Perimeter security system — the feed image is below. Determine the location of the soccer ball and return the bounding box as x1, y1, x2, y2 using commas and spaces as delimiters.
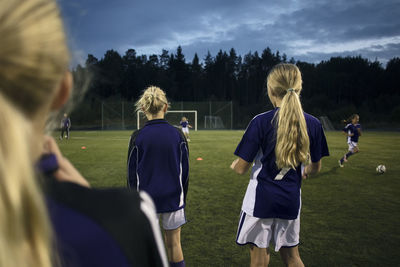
376, 165, 386, 174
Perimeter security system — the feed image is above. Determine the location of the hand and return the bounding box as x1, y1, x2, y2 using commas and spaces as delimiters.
42, 136, 90, 188
302, 166, 308, 179
230, 158, 239, 170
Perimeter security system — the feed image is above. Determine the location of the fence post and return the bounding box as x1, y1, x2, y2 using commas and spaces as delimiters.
231, 101, 233, 129
122, 101, 125, 129
101, 101, 104, 130
195, 111, 197, 131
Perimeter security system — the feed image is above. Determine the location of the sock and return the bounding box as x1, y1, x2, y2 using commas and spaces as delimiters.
345, 151, 353, 159
170, 260, 185, 267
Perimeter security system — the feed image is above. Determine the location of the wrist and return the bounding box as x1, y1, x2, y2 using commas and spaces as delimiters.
303, 167, 309, 178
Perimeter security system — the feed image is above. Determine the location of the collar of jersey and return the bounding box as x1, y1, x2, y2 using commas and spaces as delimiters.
145, 118, 168, 126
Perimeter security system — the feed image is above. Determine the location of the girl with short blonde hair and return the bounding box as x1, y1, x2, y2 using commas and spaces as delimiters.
129, 86, 189, 267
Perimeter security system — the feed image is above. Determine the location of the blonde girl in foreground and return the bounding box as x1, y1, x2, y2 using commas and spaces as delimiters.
0, 0, 167, 266
231, 63, 329, 266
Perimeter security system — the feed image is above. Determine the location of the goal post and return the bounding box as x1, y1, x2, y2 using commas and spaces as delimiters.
137, 110, 197, 131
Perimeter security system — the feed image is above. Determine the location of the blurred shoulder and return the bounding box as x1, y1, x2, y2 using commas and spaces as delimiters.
45, 179, 144, 215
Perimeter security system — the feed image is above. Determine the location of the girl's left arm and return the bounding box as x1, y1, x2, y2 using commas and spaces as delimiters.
302, 160, 322, 179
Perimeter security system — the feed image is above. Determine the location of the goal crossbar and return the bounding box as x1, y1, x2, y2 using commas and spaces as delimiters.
137, 110, 197, 131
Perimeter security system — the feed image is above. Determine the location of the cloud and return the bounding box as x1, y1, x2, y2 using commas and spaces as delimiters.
58, 0, 400, 65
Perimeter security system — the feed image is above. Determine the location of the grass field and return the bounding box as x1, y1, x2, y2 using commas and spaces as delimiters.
57, 130, 400, 266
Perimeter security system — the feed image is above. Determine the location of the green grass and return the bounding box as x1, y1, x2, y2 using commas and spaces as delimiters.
56, 130, 400, 266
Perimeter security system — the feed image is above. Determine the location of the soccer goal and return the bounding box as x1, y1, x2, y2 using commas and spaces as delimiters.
137, 110, 197, 131
204, 115, 225, 129
319, 116, 335, 131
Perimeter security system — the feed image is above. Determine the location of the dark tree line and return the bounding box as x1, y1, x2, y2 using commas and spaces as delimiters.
72, 46, 400, 127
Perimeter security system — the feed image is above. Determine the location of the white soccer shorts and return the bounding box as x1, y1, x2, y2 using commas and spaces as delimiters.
236, 211, 300, 252
182, 127, 189, 134
348, 141, 358, 152
157, 208, 186, 230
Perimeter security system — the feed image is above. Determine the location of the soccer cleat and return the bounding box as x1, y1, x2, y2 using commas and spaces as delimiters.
187, 138, 190, 142
338, 160, 344, 168
343, 155, 348, 162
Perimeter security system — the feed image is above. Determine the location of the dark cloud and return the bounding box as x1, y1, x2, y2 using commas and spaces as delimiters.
58, 0, 400, 66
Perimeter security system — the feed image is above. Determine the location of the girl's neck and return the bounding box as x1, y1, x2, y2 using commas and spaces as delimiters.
146, 112, 165, 121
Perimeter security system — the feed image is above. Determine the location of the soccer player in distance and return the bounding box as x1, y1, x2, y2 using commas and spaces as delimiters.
60, 113, 71, 139
338, 114, 361, 167
180, 116, 192, 141
231, 63, 329, 267
128, 86, 189, 267
0, 0, 168, 266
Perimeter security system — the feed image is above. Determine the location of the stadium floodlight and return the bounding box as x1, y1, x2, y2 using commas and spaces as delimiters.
137, 110, 197, 131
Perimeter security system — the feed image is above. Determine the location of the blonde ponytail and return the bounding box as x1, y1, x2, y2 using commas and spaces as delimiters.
0, 94, 54, 267
267, 63, 310, 169
135, 86, 169, 115
0, 0, 72, 265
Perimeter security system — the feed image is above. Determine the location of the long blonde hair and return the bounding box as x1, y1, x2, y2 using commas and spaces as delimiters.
135, 86, 169, 115
267, 63, 310, 169
0, 94, 54, 267
0, 0, 69, 118
0, 0, 70, 266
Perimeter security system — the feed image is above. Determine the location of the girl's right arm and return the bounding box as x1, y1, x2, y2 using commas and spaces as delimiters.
42, 136, 90, 187
230, 157, 252, 175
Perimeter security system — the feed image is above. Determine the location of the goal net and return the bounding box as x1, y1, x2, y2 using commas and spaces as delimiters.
319, 116, 335, 131
204, 115, 225, 129
137, 110, 197, 131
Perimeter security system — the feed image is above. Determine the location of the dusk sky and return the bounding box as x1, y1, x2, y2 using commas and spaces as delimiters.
58, 0, 400, 66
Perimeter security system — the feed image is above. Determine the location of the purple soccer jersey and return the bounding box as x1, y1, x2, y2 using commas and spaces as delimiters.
180, 121, 189, 128
127, 119, 189, 213
343, 123, 361, 143
234, 108, 329, 219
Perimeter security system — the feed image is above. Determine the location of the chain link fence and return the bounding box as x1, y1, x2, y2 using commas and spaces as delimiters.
69, 98, 341, 131
70, 98, 266, 130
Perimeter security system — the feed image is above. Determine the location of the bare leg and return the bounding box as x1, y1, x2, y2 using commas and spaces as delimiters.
164, 227, 184, 263
250, 245, 270, 267
279, 246, 304, 267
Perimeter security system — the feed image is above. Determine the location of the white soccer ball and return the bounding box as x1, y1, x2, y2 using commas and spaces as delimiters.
376, 165, 386, 174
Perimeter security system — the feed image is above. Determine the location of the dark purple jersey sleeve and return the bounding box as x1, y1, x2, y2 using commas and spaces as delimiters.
234, 118, 262, 163
127, 130, 141, 189
309, 123, 329, 163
